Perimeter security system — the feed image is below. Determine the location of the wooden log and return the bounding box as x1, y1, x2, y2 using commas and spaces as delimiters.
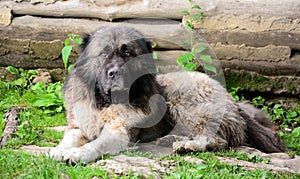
199, 30, 300, 51
0, 107, 20, 147
0, 16, 185, 49
1, 0, 299, 21
1, 16, 300, 51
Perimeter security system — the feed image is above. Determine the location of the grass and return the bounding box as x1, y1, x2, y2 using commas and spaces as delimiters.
0, 69, 299, 178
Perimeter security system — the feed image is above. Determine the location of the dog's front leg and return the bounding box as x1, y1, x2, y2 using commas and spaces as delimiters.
49, 128, 88, 161
62, 123, 131, 163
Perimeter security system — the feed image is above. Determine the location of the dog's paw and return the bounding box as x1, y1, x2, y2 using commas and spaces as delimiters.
157, 135, 190, 147
62, 146, 99, 164
173, 140, 205, 154
49, 146, 69, 161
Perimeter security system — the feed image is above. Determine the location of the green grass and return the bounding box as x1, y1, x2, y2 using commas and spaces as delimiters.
0, 149, 111, 179
0, 69, 299, 178
0, 150, 297, 179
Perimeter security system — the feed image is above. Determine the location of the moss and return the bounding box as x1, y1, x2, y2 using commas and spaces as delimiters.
224, 72, 241, 90
225, 70, 270, 92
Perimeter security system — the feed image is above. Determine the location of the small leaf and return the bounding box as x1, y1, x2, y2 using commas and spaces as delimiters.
194, 13, 203, 20
186, 62, 196, 71
30, 82, 46, 94
62, 45, 73, 68
192, 5, 201, 9
194, 45, 206, 53
152, 52, 158, 60
288, 111, 298, 118
185, 20, 193, 30
31, 94, 61, 107
151, 42, 157, 48
74, 37, 83, 45
178, 52, 194, 62
180, 10, 189, 15
64, 38, 70, 46
204, 64, 217, 73
56, 106, 63, 113
27, 70, 38, 76
67, 64, 75, 73
6, 66, 19, 75
13, 78, 27, 87
200, 55, 212, 63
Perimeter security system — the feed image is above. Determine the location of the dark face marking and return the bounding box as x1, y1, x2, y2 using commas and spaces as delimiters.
72, 26, 156, 109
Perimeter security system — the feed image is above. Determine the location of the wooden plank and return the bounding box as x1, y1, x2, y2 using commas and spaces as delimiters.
1, 0, 299, 21
2, 16, 300, 50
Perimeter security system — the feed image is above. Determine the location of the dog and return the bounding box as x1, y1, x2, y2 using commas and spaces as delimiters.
50, 26, 287, 163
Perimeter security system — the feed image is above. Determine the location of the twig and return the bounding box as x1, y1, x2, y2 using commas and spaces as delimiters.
0, 107, 21, 147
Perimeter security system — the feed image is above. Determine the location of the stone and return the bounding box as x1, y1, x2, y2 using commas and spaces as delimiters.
211, 43, 291, 62
0, 6, 12, 26
32, 71, 52, 84
29, 40, 63, 60
0, 38, 30, 53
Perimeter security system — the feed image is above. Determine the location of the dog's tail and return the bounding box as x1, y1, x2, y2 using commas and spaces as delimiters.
238, 101, 287, 153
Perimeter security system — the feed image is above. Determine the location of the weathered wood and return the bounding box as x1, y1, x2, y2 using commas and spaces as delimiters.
1, 0, 299, 21
1, 15, 300, 51
0, 16, 185, 49
220, 57, 300, 76
0, 107, 20, 147
199, 30, 300, 51
155, 52, 300, 76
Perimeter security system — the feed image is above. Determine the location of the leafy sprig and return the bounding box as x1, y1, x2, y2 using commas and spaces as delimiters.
177, 0, 216, 73
62, 34, 82, 73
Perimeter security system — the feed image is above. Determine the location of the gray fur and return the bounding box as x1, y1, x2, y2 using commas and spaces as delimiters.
156, 72, 287, 153
50, 26, 286, 163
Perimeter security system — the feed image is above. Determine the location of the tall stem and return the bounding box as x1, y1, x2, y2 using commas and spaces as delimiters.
189, 0, 193, 51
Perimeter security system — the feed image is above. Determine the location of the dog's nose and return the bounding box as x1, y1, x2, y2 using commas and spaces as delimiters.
107, 67, 120, 79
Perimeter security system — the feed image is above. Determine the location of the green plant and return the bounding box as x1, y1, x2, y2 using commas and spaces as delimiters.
5, 121, 41, 148
23, 82, 64, 114
62, 33, 82, 73
5, 66, 38, 89
278, 127, 300, 153
177, 0, 216, 73
4, 66, 64, 115
151, 42, 158, 60
229, 87, 245, 102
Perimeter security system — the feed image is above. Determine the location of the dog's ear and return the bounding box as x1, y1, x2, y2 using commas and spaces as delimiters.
80, 33, 91, 51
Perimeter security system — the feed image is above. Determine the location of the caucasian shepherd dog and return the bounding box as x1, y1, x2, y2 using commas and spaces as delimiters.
50, 26, 287, 163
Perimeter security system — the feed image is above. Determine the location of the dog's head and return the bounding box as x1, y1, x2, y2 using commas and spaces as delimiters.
73, 26, 157, 108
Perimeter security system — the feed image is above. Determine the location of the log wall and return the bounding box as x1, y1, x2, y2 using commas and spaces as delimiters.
0, 0, 299, 97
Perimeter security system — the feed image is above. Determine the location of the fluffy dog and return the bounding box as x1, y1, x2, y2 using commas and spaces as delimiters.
50, 26, 287, 163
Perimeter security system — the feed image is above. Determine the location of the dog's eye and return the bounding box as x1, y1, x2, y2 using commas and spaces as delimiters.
124, 50, 131, 57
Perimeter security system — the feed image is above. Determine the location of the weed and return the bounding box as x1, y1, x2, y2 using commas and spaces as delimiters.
229, 87, 245, 102
5, 66, 38, 89
177, 0, 216, 73
62, 33, 82, 73
1, 67, 66, 148
24, 82, 64, 114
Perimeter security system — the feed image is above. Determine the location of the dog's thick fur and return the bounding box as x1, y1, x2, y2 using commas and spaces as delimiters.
50, 26, 287, 163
